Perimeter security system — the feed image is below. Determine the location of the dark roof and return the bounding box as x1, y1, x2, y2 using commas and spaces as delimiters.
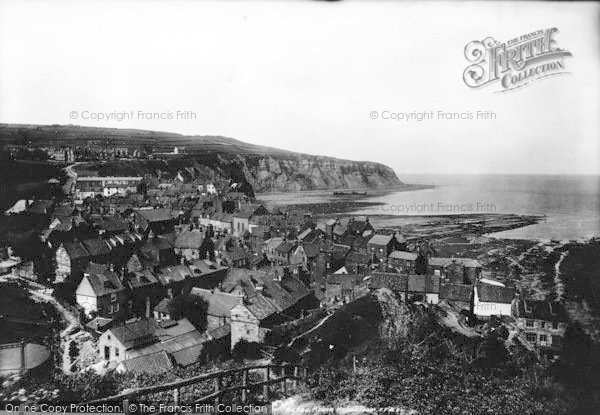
368, 272, 408, 291
119, 351, 173, 375
83, 263, 124, 297
407, 274, 440, 294
127, 269, 159, 289
303, 243, 320, 259
136, 208, 175, 223
476, 283, 514, 304
62, 241, 89, 260
190, 288, 243, 318
514, 299, 568, 322
326, 273, 365, 290
81, 238, 111, 257
345, 251, 370, 265
275, 241, 296, 254
141, 236, 173, 251
208, 323, 231, 340
440, 283, 473, 302
157, 265, 193, 285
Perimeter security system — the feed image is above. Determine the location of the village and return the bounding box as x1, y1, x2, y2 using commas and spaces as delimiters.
0, 148, 572, 389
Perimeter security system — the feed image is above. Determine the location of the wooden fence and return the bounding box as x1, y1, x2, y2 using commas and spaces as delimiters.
86, 363, 307, 412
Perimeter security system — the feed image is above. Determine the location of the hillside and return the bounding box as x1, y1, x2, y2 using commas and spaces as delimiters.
0, 124, 402, 192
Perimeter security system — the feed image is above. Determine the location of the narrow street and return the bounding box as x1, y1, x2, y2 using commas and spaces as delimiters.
27, 284, 82, 374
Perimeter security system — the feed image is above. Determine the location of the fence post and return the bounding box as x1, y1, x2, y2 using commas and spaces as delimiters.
281, 366, 287, 394
263, 367, 270, 400
173, 388, 179, 406
241, 369, 248, 403
214, 375, 221, 406
293, 366, 298, 390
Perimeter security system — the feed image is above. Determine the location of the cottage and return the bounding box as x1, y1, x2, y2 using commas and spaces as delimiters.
407, 274, 440, 304
512, 299, 568, 352
264, 237, 284, 263
134, 208, 177, 235
388, 251, 418, 273
273, 241, 296, 265
439, 283, 473, 311
76, 263, 127, 318
473, 282, 514, 318
189, 288, 244, 330
97, 318, 206, 367
324, 273, 368, 305
174, 229, 204, 261
367, 234, 396, 262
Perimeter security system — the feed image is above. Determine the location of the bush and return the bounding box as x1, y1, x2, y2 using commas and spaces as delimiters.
231, 340, 261, 362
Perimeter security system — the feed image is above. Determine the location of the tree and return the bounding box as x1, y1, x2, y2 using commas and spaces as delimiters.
232, 340, 261, 362
167, 294, 208, 332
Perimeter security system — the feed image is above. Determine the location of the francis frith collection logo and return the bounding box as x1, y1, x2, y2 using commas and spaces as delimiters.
463, 28, 572, 92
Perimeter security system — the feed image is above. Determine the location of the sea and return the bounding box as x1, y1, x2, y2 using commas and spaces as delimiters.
354, 174, 600, 241
259, 174, 600, 241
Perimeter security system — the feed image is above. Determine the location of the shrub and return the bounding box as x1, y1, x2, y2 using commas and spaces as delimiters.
231, 340, 261, 362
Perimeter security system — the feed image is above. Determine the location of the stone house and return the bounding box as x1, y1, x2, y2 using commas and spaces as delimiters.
75, 263, 127, 318
512, 298, 568, 352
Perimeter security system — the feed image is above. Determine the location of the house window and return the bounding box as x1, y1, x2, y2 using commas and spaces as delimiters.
539, 335, 547, 343
525, 333, 537, 342
110, 293, 118, 303
540, 321, 545, 328
525, 319, 534, 327
115, 348, 120, 357
552, 321, 558, 330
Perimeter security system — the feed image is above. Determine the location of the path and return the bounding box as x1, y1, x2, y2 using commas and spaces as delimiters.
287, 312, 334, 348
553, 250, 569, 301
27, 284, 82, 374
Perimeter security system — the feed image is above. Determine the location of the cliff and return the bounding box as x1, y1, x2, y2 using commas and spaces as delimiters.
0, 124, 402, 193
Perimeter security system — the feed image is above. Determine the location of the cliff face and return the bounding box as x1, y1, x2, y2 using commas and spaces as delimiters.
0, 124, 402, 193
240, 154, 401, 192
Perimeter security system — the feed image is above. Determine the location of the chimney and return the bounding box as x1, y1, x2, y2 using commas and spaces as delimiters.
145, 296, 151, 319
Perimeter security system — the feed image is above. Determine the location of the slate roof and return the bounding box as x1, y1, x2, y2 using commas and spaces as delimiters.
190, 288, 243, 318
127, 269, 159, 289
81, 238, 111, 257
303, 243, 320, 259
83, 263, 124, 297
514, 299, 568, 322
428, 257, 454, 267
407, 274, 440, 294
439, 283, 473, 302
476, 283, 514, 304
368, 234, 393, 246
174, 230, 204, 249
389, 251, 418, 261
275, 241, 296, 254
137, 208, 176, 223
62, 241, 90, 260
365, 272, 389, 289
119, 351, 173, 375
157, 265, 193, 285
208, 323, 231, 340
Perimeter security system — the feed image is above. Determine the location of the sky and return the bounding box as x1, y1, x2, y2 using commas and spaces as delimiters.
0, 0, 598, 176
